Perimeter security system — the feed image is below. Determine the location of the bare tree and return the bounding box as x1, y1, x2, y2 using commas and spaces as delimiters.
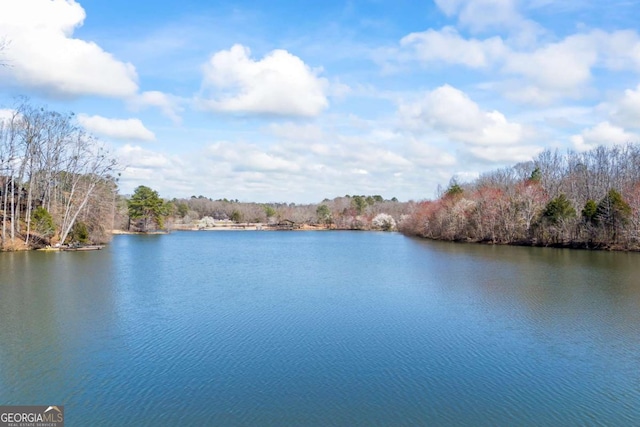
401, 143, 640, 250
0, 109, 20, 246
57, 133, 117, 244
1, 100, 118, 249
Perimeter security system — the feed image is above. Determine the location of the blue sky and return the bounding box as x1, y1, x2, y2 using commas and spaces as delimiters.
2, 0, 640, 202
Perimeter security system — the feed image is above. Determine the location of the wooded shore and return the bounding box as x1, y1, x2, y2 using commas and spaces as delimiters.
399, 145, 640, 252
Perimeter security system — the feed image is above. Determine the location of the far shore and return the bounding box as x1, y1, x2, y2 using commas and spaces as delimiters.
111, 230, 170, 235
112, 223, 335, 234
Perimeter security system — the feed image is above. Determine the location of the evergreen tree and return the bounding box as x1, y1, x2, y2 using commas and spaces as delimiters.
351, 196, 367, 214
127, 186, 168, 231
263, 205, 277, 221
542, 194, 575, 225
31, 206, 55, 238
529, 167, 542, 183
316, 204, 332, 226
230, 210, 242, 223
581, 199, 598, 225
67, 221, 90, 244
445, 182, 463, 198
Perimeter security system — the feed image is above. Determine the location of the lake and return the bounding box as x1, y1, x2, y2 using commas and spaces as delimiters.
1, 231, 640, 426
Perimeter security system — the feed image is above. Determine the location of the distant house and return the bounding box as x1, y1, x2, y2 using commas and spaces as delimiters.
274, 219, 299, 230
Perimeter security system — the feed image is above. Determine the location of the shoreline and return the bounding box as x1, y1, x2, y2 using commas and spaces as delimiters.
111, 230, 170, 235
402, 233, 640, 253
116, 223, 337, 233
171, 224, 332, 232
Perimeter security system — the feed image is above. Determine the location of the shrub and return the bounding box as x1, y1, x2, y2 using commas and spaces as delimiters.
32, 206, 55, 238
372, 213, 397, 231
67, 221, 90, 244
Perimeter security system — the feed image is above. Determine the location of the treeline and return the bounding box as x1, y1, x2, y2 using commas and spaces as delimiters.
132, 194, 409, 232
0, 100, 117, 250
400, 144, 640, 250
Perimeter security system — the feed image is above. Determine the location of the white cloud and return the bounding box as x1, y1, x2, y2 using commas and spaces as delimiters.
243, 152, 302, 173
206, 141, 301, 173
435, 0, 518, 31
468, 145, 543, 162
128, 91, 183, 124
499, 82, 560, 105
0, 109, 18, 122
268, 122, 324, 142
596, 30, 640, 71
116, 144, 193, 195
118, 144, 169, 168
399, 84, 524, 146
0, 0, 138, 98
396, 85, 545, 164
610, 84, 640, 129
501, 30, 640, 105
77, 114, 155, 141
405, 138, 457, 167
106, 113, 468, 202
570, 121, 638, 152
351, 168, 369, 175
433, 0, 542, 41
433, 0, 466, 17
327, 80, 352, 99
397, 24, 640, 106
199, 44, 329, 117
400, 27, 506, 68
503, 34, 598, 99
190, 119, 461, 201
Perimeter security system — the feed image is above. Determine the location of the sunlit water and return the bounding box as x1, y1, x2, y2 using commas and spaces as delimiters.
1, 231, 640, 426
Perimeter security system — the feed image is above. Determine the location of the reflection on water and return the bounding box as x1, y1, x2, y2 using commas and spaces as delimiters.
1, 232, 640, 426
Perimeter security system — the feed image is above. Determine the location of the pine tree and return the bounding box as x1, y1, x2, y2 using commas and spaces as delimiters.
542, 194, 575, 225
127, 186, 168, 232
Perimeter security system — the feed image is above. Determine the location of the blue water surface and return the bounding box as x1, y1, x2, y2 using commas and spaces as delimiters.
1, 231, 640, 426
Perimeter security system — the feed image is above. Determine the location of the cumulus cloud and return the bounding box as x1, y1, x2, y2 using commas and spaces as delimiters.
106, 113, 466, 202
468, 145, 543, 162
243, 152, 302, 173
396, 85, 545, 164
570, 122, 638, 152
435, 0, 518, 31
196, 120, 460, 200
433, 0, 542, 39
267, 122, 324, 142
596, 30, 640, 71
405, 137, 457, 167
399, 84, 524, 146
117, 144, 170, 168
501, 30, 640, 104
502, 33, 598, 102
400, 27, 506, 68
128, 91, 183, 124
0, 109, 17, 121
396, 20, 640, 106
116, 144, 193, 195
206, 141, 302, 174
77, 114, 155, 141
0, 0, 138, 98
199, 44, 329, 117
610, 84, 640, 129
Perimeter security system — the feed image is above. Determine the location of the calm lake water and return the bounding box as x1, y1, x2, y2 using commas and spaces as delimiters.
1, 231, 640, 426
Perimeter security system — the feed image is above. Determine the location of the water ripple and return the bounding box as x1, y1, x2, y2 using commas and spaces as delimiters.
2, 233, 640, 425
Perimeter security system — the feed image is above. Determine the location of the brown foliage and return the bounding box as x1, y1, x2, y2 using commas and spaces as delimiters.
401, 144, 640, 250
